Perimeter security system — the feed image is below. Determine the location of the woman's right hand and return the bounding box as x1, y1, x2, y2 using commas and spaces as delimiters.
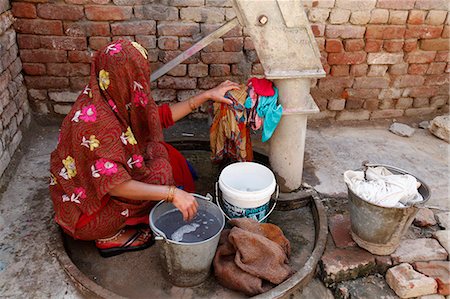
172, 188, 198, 222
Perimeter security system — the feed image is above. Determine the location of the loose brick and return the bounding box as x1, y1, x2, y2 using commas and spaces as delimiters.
158, 36, 179, 50
158, 76, 197, 90
331, 65, 349, 76
326, 25, 365, 38
386, 263, 438, 298
180, 7, 225, 23
325, 39, 343, 52
408, 64, 429, 75
158, 22, 200, 37
64, 22, 110, 37
389, 10, 408, 25
22, 63, 46, 75
111, 20, 156, 35
368, 65, 388, 76
328, 98, 346, 111
354, 77, 389, 89
427, 62, 447, 74
328, 52, 366, 65
89, 37, 111, 51
414, 261, 450, 295
350, 64, 368, 76
384, 40, 404, 52
320, 247, 375, 286
37, 4, 83, 20
434, 230, 450, 257
365, 39, 383, 52
421, 39, 450, 51
408, 10, 427, 25
344, 39, 364, 51
405, 25, 444, 39
201, 52, 244, 64
210, 64, 230, 76
393, 75, 426, 87
368, 53, 403, 64
14, 19, 63, 35
40, 36, 87, 51
223, 37, 243, 52
20, 49, 67, 63
349, 10, 371, 25
25, 76, 69, 89
134, 4, 178, 21
406, 51, 437, 63
371, 109, 404, 119
85, 5, 132, 21
12, 2, 37, 18
391, 238, 448, 264
369, 9, 389, 24
404, 39, 418, 52
396, 97, 414, 109
377, 0, 415, 9
329, 8, 351, 25
328, 214, 356, 248
415, 0, 448, 10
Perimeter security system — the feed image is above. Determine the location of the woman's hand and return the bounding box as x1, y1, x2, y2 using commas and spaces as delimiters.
172, 189, 199, 222
203, 80, 241, 105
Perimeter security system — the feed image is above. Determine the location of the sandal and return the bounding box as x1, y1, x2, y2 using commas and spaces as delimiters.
95, 227, 155, 258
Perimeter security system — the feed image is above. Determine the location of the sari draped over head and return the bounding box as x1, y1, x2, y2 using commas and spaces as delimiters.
50, 40, 179, 238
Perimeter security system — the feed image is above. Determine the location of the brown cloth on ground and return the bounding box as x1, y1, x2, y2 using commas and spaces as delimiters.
213, 218, 293, 296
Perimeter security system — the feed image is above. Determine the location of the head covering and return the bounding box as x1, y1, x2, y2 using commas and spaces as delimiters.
50, 40, 174, 235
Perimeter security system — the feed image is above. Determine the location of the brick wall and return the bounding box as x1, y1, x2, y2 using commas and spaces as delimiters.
11, 0, 449, 120
0, 0, 30, 177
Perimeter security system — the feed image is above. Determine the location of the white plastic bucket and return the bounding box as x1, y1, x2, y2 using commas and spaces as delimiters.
218, 162, 277, 222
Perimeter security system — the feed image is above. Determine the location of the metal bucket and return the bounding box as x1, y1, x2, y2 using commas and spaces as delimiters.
149, 194, 225, 287
348, 164, 430, 255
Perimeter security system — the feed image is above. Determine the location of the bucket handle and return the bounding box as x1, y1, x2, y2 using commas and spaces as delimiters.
215, 182, 278, 223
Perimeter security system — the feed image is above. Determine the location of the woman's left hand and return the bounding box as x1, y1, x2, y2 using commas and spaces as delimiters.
203, 80, 241, 105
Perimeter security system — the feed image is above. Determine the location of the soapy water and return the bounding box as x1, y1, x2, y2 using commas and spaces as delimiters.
154, 209, 221, 243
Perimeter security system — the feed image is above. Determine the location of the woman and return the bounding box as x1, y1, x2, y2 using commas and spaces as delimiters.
50, 40, 239, 257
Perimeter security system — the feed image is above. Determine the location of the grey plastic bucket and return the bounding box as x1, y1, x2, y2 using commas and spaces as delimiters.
348, 164, 430, 255
149, 194, 225, 287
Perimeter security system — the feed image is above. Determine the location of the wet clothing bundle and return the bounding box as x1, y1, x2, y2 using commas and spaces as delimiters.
210, 86, 253, 162
213, 218, 293, 296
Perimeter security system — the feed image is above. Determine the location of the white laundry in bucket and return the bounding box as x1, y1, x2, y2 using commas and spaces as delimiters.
219, 162, 276, 222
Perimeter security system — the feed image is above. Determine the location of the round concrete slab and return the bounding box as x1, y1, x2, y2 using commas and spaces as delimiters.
52, 143, 327, 298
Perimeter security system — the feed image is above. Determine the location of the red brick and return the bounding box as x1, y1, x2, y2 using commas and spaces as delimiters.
328, 214, 356, 248
198, 76, 241, 89
427, 62, 447, 74
12, 2, 36, 18
64, 21, 110, 37
425, 74, 449, 85
415, 0, 448, 10
134, 4, 178, 21
158, 22, 200, 37
325, 39, 344, 53
406, 51, 437, 63
363, 98, 379, 111
371, 109, 404, 119
365, 39, 383, 52
403, 39, 418, 52
14, 19, 63, 35
328, 52, 367, 65
344, 39, 365, 52
350, 64, 368, 76
17, 34, 40, 49
386, 263, 438, 298
111, 20, 156, 35
311, 24, 325, 37
377, 0, 415, 9
413, 97, 430, 107
46, 63, 90, 76
244, 37, 254, 50
326, 25, 366, 39
320, 247, 376, 286
89, 36, 111, 51
70, 76, 89, 90
202, 39, 223, 52
68, 51, 92, 63
159, 50, 199, 64
393, 75, 426, 87
40, 36, 87, 50
331, 65, 350, 76
366, 25, 405, 39
223, 37, 243, 52
167, 64, 186, 77
408, 10, 427, 25
37, 4, 83, 20
414, 261, 450, 295
20, 49, 67, 63
201, 52, 244, 64
443, 25, 449, 38
158, 76, 197, 89
188, 63, 208, 77
408, 64, 429, 75
25, 76, 69, 89
405, 25, 444, 39
435, 51, 449, 62
158, 36, 178, 50
210, 64, 230, 77
354, 77, 390, 89
420, 39, 450, 51
85, 5, 132, 21
318, 76, 354, 91
22, 63, 46, 75
136, 35, 157, 49
384, 40, 404, 52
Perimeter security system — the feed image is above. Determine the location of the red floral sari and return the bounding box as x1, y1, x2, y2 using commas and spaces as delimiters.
50, 40, 194, 240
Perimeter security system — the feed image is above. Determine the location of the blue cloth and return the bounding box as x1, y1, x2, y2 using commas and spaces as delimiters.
256, 87, 282, 142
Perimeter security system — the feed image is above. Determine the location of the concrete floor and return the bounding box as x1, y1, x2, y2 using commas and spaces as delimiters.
0, 117, 448, 298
